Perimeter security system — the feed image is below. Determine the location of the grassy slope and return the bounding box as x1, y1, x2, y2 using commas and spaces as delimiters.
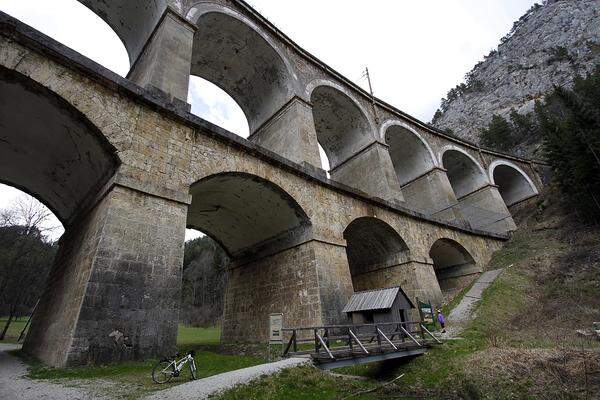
215, 189, 600, 400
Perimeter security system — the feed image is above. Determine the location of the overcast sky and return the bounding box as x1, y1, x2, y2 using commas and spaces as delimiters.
0, 0, 537, 240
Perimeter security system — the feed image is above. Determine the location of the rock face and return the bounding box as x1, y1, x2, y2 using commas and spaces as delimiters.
433, 0, 600, 144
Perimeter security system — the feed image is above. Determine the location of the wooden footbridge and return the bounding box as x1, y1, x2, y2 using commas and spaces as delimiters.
281, 321, 442, 369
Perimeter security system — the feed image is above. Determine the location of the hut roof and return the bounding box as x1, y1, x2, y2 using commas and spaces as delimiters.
342, 286, 413, 313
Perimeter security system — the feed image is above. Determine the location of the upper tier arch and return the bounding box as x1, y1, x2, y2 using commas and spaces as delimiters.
440, 146, 489, 198
489, 160, 539, 207
189, 6, 299, 133
308, 80, 377, 169
78, 0, 167, 64
382, 120, 438, 186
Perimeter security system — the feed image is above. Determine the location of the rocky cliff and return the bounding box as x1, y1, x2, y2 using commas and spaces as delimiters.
432, 0, 600, 146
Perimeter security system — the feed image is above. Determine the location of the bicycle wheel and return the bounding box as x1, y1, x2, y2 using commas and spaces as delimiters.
152, 360, 175, 384
189, 359, 198, 380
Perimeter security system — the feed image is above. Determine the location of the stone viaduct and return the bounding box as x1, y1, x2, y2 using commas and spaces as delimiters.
0, 0, 546, 367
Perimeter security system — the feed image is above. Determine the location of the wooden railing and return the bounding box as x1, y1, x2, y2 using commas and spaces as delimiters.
282, 321, 441, 359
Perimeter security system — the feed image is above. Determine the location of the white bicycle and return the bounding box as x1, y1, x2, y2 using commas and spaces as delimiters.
152, 350, 197, 384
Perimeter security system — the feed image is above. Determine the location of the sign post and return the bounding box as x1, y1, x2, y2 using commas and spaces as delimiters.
268, 313, 283, 360
417, 298, 435, 329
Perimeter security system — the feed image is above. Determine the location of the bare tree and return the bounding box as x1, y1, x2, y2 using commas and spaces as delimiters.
0, 196, 58, 235
0, 195, 58, 340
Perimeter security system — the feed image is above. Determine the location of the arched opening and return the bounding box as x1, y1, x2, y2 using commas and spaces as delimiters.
0, 67, 119, 227
77, 0, 166, 65
190, 12, 294, 135
187, 76, 250, 138
385, 125, 435, 186
441, 149, 517, 233
343, 217, 410, 292
188, 173, 310, 259
429, 239, 477, 301
441, 149, 488, 199
187, 172, 313, 342
384, 123, 447, 213
311, 86, 374, 170
0, 67, 119, 358
491, 163, 538, 207
1, 0, 129, 76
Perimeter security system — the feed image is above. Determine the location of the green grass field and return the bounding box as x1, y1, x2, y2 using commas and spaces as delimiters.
0, 316, 29, 343
10, 324, 267, 399
177, 324, 221, 346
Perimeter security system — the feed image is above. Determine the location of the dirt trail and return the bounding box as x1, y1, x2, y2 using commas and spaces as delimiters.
144, 357, 310, 400
440, 269, 504, 339
0, 343, 109, 400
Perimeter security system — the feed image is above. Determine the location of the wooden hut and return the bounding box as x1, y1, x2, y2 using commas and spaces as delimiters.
342, 286, 414, 324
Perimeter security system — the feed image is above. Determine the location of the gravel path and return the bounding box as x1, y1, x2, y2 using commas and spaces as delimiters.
440, 269, 504, 339
0, 343, 108, 400
144, 357, 311, 400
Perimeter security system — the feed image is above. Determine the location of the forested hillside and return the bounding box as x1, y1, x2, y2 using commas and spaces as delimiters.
180, 236, 229, 327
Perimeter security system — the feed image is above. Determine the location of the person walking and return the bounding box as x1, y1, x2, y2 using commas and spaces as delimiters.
437, 309, 446, 333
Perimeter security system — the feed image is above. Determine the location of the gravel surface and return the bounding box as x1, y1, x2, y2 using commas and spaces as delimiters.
144, 357, 311, 400
439, 269, 504, 339
0, 343, 108, 400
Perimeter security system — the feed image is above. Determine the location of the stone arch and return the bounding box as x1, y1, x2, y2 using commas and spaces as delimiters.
187, 172, 311, 260
489, 160, 539, 207
440, 146, 489, 199
429, 238, 478, 301
309, 81, 377, 169
188, 5, 298, 134
0, 66, 120, 227
343, 217, 410, 291
78, 0, 167, 64
382, 120, 437, 186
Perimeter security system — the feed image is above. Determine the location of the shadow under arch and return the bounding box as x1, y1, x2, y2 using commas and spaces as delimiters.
310, 83, 376, 170
429, 238, 478, 301
0, 65, 120, 228
440, 147, 488, 199
383, 121, 437, 186
189, 8, 297, 135
187, 172, 312, 262
489, 161, 539, 208
343, 217, 411, 292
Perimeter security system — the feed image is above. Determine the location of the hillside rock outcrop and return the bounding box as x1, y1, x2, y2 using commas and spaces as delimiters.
433, 0, 600, 145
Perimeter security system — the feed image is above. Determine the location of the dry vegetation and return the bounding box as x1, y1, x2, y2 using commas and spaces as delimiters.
450, 186, 600, 399
329, 185, 600, 399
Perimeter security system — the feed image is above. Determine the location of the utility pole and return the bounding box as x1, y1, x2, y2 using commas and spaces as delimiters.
364, 67, 380, 125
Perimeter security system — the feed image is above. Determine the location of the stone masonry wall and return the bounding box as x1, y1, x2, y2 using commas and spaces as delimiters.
67, 185, 187, 365
23, 184, 111, 367
222, 242, 324, 342
312, 241, 355, 326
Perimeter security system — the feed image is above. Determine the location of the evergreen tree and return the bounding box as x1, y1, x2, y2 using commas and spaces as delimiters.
480, 115, 515, 151
181, 235, 229, 327
536, 66, 600, 221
